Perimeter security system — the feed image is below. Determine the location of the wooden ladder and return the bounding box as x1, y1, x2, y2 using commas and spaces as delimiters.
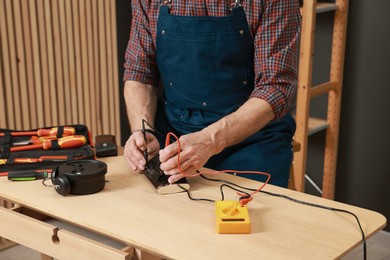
293, 0, 349, 199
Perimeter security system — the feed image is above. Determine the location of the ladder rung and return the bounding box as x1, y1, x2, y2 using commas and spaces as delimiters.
316, 3, 338, 13
310, 81, 337, 98
308, 117, 329, 135
301, 3, 338, 14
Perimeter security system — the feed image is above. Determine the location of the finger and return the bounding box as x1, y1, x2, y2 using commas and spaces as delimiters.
123, 151, 138, 171
125, 136, 148, 170
146, 134, 160, 157
159, 141, 179, 162
160, 154, 179, 173
133, 132, 147, 151
162, 157, 193, 175
168, 173, 185, 184
124, 140, 142, 171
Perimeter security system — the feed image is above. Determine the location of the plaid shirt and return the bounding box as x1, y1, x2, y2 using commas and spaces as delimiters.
124, 0, 301, 120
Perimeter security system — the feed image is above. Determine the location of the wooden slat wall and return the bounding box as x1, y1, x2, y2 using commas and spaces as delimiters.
0, 0, 121, 141
1, 0, 121, 249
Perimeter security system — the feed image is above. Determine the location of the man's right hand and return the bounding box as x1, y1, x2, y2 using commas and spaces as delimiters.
124, 131, 160, 172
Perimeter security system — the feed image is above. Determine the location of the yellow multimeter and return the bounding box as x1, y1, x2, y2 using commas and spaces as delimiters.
215, 201, 250, 234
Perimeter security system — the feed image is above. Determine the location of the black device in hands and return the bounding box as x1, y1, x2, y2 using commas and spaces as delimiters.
143, 154, 189, 194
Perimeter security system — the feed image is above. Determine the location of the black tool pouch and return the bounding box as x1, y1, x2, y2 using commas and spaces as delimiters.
0, 125, 95, 175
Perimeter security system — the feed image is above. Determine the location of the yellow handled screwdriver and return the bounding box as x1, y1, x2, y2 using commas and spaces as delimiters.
0, 126, 75, 137
10, 135, 87, 152
12, 136, 60, 146
0, 156, 68, 165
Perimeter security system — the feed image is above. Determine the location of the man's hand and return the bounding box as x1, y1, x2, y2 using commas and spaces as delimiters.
159, 132, 215, 183
124, 131, 160, 171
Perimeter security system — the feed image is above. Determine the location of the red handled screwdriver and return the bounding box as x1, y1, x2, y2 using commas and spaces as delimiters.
10, 135, 87, 152
12, 136, 59, 146
0, 156, 68, 164
0, 126, 75, 137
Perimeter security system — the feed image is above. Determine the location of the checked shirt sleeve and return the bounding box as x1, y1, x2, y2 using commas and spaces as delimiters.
251, 0, 301, 120
123, 0, 159, 86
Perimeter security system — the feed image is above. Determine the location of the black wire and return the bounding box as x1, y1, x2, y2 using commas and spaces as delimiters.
177, 184, 215, 202
219, 184, 250, 201
199, 174, 367, 260
141, 120, 149, 164
142, 119, 181, 147
177, 182, 250, 203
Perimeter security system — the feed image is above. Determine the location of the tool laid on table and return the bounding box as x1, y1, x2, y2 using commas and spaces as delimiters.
10, 135, 87, 152
1, 169, 52, 181
0, 156, 69, 165
0, 126, 75, 137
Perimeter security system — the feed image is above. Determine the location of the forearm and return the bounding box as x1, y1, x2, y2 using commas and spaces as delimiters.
201, 98, 275, 155
124, 80, 158, 132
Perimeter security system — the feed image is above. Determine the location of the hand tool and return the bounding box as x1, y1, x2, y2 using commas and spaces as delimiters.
10, 135, 87, 152
5, 170, 51, 181
11, 136, 59, 146
0, 156, 68, 165
0, 126, 75, 137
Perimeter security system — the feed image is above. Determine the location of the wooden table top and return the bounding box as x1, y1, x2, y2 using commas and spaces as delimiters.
0, 156, 386, 259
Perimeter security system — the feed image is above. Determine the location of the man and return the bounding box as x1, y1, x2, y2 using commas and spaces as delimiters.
123, 0, 301, 188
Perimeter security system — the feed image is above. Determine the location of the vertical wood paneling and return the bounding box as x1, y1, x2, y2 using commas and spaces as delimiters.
0, 48, 5, 129
86, 0, 97, 135
44, 0, 58, 126
21, 2, 38, 129
0, 2, 121, 245
0, 0, 14, 128
105, 0, 115, 136
51, 0, 66, 125
65, 0, 78, 124
0, 0, 120, 138
58, 0, 72, 123
13, 0, 30, 129
29, 0, 45, 127
98, 0, 109, 134
92, 0, 101, 134
79, 0, 92, 130
110, 0, 121, 141
72, 0, 84, 124
37, 0, 52, 126
5, 0, 22, 129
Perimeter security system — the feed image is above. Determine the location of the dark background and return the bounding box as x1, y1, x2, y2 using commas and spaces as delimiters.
116, 0, 390, 231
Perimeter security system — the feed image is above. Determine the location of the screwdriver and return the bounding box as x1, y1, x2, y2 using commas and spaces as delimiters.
5, 170, 51, 181
0, 126, 75, 137
0, 156, 68, 164
10, 135, 87, 152
12, 136, 59, 146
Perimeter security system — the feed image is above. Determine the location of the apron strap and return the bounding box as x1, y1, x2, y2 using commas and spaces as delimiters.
161, 0, 243, 12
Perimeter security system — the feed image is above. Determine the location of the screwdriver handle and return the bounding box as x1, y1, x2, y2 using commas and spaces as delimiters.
0, 127, 75, 137
13, 156, 69, 163
37, 127, 75, 136
10, 135, 87, 152
43, 135, 86, 149
30, 136, 59, 144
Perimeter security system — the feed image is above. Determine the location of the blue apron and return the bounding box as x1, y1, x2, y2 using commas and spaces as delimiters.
154, 4, 295, 187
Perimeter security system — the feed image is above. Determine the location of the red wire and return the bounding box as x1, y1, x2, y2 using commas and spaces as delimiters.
165, 132, 271, 205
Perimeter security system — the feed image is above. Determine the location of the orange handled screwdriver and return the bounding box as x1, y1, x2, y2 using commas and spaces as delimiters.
10, 135, 87, 152
0, 156, 68, 164
12, 136, 59, 146
0, 127, 75, 137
